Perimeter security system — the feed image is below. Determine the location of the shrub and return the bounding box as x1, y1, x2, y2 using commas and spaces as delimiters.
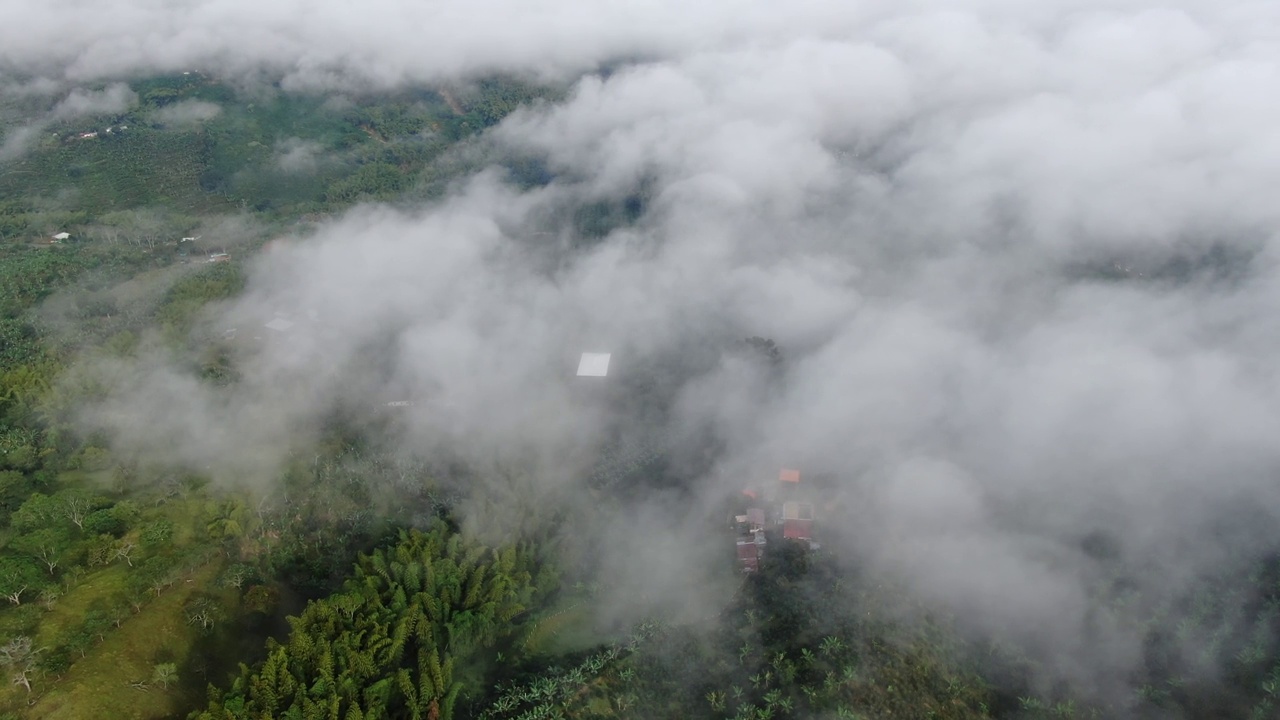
139, 519, 174, 546
83, 508, 125, 537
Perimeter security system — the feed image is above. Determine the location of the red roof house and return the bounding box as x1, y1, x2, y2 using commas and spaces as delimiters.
737, 532, 762, 571
783, 519, 813, 541
782, 501, 814, 542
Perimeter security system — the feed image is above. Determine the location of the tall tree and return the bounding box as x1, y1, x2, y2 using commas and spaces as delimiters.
0, 556, 43, 605
11, 528, 71, 575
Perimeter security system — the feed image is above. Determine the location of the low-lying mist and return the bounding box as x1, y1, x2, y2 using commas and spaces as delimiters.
15, 0, 1280, 710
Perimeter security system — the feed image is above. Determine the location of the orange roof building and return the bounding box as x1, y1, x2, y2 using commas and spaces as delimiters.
780, 468, 800, 483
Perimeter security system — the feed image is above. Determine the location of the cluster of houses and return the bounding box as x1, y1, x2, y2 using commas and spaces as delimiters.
570, 350, 824, 576
734, 468, 818, 573
47, 232, 227, 261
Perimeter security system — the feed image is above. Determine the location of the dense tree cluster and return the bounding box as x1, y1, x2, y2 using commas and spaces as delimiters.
586, 542, 999, 720
195, 527, 555, 720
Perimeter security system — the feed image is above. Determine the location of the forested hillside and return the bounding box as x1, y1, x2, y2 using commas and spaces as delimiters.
4, 67, 1280, 720
0, 73, 571, 720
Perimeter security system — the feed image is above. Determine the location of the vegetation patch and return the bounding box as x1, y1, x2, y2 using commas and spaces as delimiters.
25, 562, 223, 720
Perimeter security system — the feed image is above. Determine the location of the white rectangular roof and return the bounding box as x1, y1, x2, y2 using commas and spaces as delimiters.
576, 352, 611, 377
264, 317, 294, 332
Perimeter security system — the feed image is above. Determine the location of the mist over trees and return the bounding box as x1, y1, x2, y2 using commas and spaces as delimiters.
2, 1, 1280, 719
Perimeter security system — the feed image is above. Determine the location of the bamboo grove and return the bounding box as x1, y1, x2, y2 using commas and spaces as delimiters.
194, 527, 556, 720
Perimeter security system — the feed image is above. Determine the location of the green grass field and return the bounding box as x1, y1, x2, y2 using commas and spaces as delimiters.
523, 602, 600, 656
0, 487, 237, 719
27, 562, 224, 720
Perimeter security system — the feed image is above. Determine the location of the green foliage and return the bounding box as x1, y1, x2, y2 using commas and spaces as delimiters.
461, 76, 562, 128
324, 162, 406, 204
11, 527, 73, 575
0, 556, 45, 605
0, 246, 84, 319
183, 593, 224, 632
139, 519, 175, 547
0, 74, 570, 719
0, 200, 31, 240
243, 584, 279, 615
0, 471, 34, 527
0, 320, 43, 372
152, 661, 178, 689
39, 645, 72, 676
82, 507, 126, 537
155, 261, 244, 334
349, 104, 429, 138
204, 499, 247, 541
11, 492, 57, 533
110, 499, 141, 526
197, 526, 552, 720
84, 533, 118, 567
0, 427, 42, 472
0, 128, 217, 216
75, 446, 112, 472
591, 548, 999, 720
481, 622, 661, 720
0, 368, 53, 438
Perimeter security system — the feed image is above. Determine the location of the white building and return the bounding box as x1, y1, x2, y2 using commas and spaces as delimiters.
576, 352, 611, 377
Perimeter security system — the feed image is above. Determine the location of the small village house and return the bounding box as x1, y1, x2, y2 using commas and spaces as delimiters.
782, 501, 815, 543
737, 532, 765, 573
729, 466, 821, 571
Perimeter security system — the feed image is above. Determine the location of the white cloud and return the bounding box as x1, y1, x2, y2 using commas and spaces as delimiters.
51, 82, 136, 119
271, 137, 323, 173
152, 99, 221, 125
28, 0, 1280, 705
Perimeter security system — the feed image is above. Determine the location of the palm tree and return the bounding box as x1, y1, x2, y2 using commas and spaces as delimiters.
206, 500, 247, 540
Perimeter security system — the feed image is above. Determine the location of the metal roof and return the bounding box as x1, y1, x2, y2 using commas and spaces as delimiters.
783, 519, 813, 541
576, 352, 611, 377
